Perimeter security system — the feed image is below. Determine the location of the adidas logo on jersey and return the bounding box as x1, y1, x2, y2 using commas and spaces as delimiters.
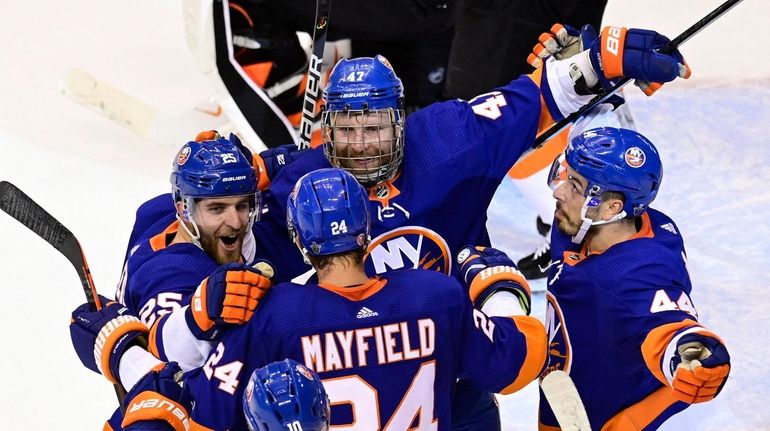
660, 223, 678, 235
356, 307, 379, 319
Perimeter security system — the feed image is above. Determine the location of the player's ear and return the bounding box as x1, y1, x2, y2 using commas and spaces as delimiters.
602, 198, 625, 220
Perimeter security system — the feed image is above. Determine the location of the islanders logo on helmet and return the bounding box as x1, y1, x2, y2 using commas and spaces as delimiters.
177, 145, 192, 165
624, 147, 646, 168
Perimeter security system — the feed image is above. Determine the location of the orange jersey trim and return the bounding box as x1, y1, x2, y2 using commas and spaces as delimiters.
147, 314, 168, 359
600, 386, 680, 431
242, 62, 273, 89
499, 315, 547, 394
538, 423, 562, 431
526, 67, 558, 140
367, 175, 402, 207
103, 421, 115, 431
564, 212, 656, 266
318, 277, 387, 302
149, 221, 180, 252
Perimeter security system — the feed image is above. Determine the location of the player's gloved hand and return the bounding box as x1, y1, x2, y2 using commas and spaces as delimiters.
70, 295, 149, 384
588, 26, 691, 95
528, 23, 597, 68
255, 143, 310, 190
185, 262, 273, 341
669, 332, 730, 404
122, 362, 193, 431
457, 246, 532, 315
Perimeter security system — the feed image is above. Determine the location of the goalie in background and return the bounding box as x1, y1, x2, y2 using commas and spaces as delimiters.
181, 0, 458, 152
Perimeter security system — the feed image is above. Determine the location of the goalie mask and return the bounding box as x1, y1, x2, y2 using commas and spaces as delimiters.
548, 127, 662, 243
322, 55, 405, 186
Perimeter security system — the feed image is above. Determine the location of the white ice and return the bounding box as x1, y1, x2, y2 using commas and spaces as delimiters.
1, 1, 768, 429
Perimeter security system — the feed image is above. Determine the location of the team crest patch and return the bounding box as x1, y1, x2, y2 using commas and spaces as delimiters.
377, 55, 393, 70
624, 147, 646, 168
177, 146, 191, 165
296, 364, 314, 380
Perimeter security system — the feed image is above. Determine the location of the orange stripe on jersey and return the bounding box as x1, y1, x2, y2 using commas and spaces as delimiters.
103, 421, 115, 431
564, 212, 656, 264
121, 390, 190, 431
499, 315, 547, 394
538, 423, 562, 431
318, 277, 387, 302
147, 314, 168, 359
508, 126, 569, 179
149, 221, 180, 252
526, 67, 558, 138
252, 154, 270, 191
600, 386, 679, 431
243, 62, 274, 89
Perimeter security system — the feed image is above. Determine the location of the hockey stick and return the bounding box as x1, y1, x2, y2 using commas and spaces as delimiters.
60, 68, 230, 147
540, 370, 592, 431
534, 0, 744, 147
298, 0, 332, 149
0, 181, 129, 408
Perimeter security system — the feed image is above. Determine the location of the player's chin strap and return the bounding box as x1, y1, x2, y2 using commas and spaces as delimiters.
572, 195, 627, 244
176, 212, 203, 250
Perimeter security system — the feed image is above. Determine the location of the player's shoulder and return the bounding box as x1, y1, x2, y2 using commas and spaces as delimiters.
381, 269, 466, 304
128, 241, 215, 285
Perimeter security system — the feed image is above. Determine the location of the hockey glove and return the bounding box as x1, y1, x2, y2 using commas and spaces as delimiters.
528, 23, 597, 68
589, 26, 691, 96
70, 295, 149, 384
670, 332, 730, 404
457, 246, 532, 315
185, 262, 273, 341
122, 362, 193, 431
254, 143, 310, 190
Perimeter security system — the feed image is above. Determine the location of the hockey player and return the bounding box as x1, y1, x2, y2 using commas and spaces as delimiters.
82, 357, 330, 430
540, 127, 731, 429
69, 167, 547, 430
251, 26, 690, 427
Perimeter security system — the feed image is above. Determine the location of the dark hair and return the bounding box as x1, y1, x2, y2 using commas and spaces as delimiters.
307, 247, 367, 271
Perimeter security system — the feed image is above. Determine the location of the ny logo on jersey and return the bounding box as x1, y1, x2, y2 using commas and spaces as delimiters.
543, 291, 572, 376
366, 226, 451, 274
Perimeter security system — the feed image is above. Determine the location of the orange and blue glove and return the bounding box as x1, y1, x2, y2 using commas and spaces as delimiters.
589, 26, 691, 96
457, 246, 532, 315
670, 332, 730, 404
185, 262, 273, 341
122, 362, 193, 431
70, 295, 149, 384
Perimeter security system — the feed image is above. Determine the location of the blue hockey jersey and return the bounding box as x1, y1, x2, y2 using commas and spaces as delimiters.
539, 209, 710, 430
263, 74, 550, 282
181, 269, 546, 430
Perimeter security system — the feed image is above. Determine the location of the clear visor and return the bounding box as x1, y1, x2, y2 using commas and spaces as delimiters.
548, 153, 569, 191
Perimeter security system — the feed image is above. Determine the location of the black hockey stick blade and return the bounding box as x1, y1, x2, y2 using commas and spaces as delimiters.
298, 0, 332, 149
534, 0, 744, 147
0, 181, 99, 308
